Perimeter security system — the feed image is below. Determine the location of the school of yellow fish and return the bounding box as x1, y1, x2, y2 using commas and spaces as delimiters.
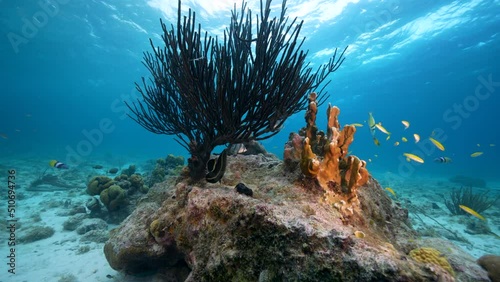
358, 114, 496, 222
360, 113, 494, 164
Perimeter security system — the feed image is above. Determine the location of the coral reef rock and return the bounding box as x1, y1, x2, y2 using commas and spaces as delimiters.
104, 154, 485, 281
76, 218, 108, 235
19, 225, 55, 243
477, 254, 500, 282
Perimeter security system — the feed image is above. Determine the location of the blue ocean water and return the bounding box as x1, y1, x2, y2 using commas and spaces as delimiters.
0, 0, 499, 280
1, 0, 499, 182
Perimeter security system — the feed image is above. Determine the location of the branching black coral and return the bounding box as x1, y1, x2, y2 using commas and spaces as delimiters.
127, 0, 346, 180
443, 186, 499, 215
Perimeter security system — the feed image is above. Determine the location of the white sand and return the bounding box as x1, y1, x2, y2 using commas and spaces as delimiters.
0, 158, 132, 282
1, 190, 120, 282
375, 171, 500, 258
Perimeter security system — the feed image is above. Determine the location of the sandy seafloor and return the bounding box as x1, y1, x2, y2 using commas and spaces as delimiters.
0, 157, 499, 282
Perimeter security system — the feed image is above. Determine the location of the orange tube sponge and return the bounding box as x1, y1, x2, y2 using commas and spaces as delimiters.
326, 104, 340, 133
300, 137, 320, 177
318, 133, 341, 187
338, 125, 356, 158
292, 92, 370, 196
304, 93, 319, 141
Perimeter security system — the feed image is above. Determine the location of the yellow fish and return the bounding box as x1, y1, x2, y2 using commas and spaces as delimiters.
470, 152, 483, 157
459, 205, 486, 220
0, 133, 7, 140
375, 123, 391, 135
477, 144, 481, 147
394, 141, 400, 146
403, 153, 424, 163
490, 144, 495, 147
349, 123, 364, 127
413, 134, 420, 143
385, 187, 396, 196
401, 120, 410, 130
386, 135, 391, 141
429, 137, 445, 151
401, 137, 408, 142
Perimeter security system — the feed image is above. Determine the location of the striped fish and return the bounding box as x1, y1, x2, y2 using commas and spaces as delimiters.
49, 160, 69, 169
368, 113, 380, 146
434, 157, 452, 163
206, 149, 228, 183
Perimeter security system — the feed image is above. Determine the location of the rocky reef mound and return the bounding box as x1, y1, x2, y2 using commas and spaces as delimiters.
104, 154, 487, 281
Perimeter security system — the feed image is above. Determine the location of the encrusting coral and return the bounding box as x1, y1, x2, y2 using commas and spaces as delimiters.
285, 92, 369, 204
409, 247, 455, 276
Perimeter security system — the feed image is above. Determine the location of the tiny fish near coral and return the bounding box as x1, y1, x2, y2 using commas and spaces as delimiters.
385, 187, 396, 197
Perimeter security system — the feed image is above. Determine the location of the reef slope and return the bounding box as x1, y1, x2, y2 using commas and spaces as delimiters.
104, 154, 487, 281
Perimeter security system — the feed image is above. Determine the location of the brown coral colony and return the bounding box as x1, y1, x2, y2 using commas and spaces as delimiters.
285, 92, 369, 198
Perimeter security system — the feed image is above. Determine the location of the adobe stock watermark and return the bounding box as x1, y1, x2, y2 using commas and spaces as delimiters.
64, 88, 140, 166
397, 73, 498, 177
7, 0, 70, 54
351, 0, 401, 37
442, 74, 499, 130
